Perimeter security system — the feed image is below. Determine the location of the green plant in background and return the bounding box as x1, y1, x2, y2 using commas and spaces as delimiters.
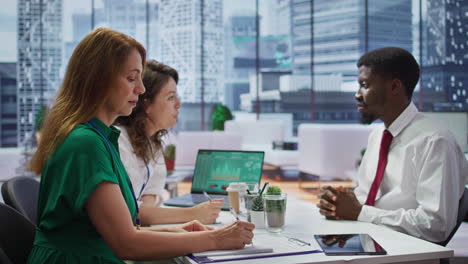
211, 104, 233, 131
266, 186, 282, 195
34, 105, 48, 132
356, 148, 367, 168
251, 196, 264, 211
163, 144, 176, 160
265, 186, 286, 213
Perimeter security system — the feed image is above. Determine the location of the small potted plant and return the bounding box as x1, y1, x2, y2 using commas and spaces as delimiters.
264, 186, 287, 232
163, 144, 176, 172
249, 195, 265, 228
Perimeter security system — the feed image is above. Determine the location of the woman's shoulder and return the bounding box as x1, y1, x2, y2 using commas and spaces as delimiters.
59, 124, 107, 153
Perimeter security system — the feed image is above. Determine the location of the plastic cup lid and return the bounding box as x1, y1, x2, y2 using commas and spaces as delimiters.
227, 182, 248, 191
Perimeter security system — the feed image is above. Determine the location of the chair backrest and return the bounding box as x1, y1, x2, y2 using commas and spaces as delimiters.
438, 187, 468, 246
0, 248, 13, 264
0, 202, 35, 264
1, 176, 40, 225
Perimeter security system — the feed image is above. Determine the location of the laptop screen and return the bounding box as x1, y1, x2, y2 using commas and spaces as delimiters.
191, 150, 264, 194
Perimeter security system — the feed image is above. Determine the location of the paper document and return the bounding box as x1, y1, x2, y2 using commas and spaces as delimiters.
193, 245, 273, 257
188, 232, 321, 263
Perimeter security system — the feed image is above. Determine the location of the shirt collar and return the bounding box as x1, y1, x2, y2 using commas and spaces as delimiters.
387, 102, 418, 138
88, 117, 121, 142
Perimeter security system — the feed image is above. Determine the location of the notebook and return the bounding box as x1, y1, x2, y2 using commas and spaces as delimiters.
164, 149, 264, 210
188, 232, 321, 263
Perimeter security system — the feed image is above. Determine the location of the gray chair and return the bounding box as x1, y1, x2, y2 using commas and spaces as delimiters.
0, 202, 35, 264
1, 176, 40, 225
438, 187, 468, 247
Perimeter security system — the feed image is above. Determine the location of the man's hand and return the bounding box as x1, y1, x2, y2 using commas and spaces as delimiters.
317, 186, 339, 219
334, 188, 362, 220
317, 186, 363, 220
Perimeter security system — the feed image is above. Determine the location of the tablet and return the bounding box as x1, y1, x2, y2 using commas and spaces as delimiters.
314, 234, 387, 256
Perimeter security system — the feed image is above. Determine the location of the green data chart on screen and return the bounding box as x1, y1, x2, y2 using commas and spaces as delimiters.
192, 150, 263, 193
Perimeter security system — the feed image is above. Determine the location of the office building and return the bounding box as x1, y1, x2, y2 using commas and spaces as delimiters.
256, 89, 446, 134
17, 0, 62, 146
275, 0, 292, 37
63, 12, 92, 73
156, 0, 224, 103
224, 13, 257, 111
422, 0, 468, 111
0, 63, 18, 147
291, 0, 412, 82
225, 11, 292, 110
98, 0, 158, 58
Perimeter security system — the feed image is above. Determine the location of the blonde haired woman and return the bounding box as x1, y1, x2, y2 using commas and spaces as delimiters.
28, 28, 254, 263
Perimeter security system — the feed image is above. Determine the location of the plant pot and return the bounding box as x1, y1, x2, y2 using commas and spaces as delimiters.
165, 159, 175, 171
264, 193, 287, 232
249, 210, 265, 229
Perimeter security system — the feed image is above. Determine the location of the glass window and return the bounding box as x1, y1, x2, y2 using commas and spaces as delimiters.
0, 0, 467, 149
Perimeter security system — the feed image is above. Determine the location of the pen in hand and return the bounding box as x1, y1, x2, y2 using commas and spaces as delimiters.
230, 207, 254, 246
203, 191, 212, 202
229, 207, 239, 221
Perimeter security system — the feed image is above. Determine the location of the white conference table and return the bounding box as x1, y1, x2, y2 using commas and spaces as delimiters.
178, 196, 452, 264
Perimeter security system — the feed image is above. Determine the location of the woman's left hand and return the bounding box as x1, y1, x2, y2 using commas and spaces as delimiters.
180, 220, 214, 232
164, 220, 214, 233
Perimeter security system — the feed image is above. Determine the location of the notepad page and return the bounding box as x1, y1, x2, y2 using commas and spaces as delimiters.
192, 244, 273, 257
193, 233, 319, 261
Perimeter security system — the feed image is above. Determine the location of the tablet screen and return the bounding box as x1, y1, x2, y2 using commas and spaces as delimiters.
314, 234, 387, 255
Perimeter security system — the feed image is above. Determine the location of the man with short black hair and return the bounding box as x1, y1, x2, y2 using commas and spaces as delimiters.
318, 47, 468, 243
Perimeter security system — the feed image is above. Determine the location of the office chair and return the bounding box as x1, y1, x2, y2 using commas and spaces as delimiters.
0, 248, 13, 264
0, 203, 35, 264
438, 187, 468, 247
1, 176, 40, 225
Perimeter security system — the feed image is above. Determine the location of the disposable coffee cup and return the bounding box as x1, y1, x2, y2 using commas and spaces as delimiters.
227, 182, 247, 214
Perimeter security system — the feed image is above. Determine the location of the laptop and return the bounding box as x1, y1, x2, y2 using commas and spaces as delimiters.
164, 149, 265, 210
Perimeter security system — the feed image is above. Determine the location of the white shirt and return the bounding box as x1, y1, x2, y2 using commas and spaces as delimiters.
355, 102, 468, 243
117, 126, 167, 206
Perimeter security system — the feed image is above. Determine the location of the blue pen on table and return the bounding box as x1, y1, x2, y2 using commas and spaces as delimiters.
203, 191, 212, 202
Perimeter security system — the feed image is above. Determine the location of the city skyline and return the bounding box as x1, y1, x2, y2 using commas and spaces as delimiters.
0, 0, 466, 147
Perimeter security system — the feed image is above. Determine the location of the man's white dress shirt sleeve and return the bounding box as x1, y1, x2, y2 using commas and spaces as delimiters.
355, 103, 467, 243
358, 136, 464, 242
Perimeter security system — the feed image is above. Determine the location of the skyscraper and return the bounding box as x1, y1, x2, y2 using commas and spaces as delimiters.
99, 0, 158, 58
422, 0, 468, 111
156, 0, 224, 103
0, 63, 17, 147
291, 0, 412, 86
63, 12, 91, 73
224, 13, 256, 110
17, 0, 62, 146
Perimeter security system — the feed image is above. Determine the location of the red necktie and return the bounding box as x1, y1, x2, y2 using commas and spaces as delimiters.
365, 130, 393, 206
